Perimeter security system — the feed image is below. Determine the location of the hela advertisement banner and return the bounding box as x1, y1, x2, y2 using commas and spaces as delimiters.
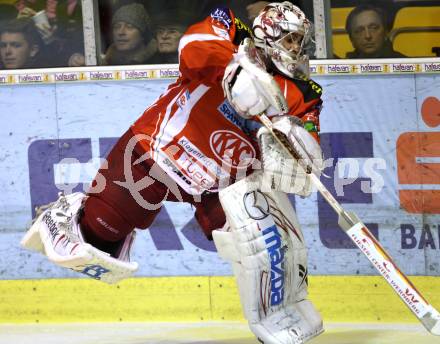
0, 74, 439, 279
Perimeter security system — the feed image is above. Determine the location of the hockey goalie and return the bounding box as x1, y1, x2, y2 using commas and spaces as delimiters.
21, 2, 324, 343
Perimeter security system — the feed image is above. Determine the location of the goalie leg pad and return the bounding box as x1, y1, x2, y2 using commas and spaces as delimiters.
212, 226, 240, 263
291, 300, 324, 340
21, 192, 138, 284
215, 172, 323, 343
250, 300, 323, 344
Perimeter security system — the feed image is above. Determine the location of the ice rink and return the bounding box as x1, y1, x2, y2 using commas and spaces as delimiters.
1, 322, 440, 344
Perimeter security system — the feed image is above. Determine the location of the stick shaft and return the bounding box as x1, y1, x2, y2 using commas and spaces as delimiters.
257, 113, 440, 333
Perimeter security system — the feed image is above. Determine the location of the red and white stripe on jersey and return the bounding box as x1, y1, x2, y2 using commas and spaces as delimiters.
151, 84, 210, 161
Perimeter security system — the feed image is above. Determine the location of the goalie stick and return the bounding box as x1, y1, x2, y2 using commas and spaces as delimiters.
257, 112, 440, 335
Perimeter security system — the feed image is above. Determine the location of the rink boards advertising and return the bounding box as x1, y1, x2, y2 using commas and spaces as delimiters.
0, 60, 439, 281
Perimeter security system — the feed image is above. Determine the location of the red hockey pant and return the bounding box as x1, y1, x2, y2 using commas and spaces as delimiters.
80, 129, 226, 244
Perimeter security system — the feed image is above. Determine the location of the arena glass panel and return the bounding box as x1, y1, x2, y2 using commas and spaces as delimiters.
95, 0, 317, 66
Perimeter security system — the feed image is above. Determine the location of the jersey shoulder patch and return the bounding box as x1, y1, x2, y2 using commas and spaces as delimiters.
210, 7, 233, 30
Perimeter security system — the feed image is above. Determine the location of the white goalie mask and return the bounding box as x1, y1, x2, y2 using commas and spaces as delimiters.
252, 1, 312, 78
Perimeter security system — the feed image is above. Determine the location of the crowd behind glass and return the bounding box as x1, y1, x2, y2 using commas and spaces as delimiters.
0, 0, 439, 70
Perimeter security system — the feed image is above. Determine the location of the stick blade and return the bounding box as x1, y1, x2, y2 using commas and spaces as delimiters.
422, 308, 440, 336
430, 321, 440, 336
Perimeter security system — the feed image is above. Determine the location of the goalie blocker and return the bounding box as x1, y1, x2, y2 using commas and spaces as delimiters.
213, 171, 323, 344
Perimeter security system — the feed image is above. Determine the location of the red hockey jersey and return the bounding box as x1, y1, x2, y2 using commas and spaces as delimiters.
131, 7, 322, 195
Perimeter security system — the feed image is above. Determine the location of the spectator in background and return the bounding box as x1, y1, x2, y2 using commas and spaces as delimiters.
103, 2, 156, 65
147, 9, 194, 64
345, 4, 406, 58
0, 18, 44, 69
15, 1, 85, 66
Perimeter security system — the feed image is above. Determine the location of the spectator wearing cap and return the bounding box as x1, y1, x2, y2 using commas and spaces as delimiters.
103, 3, 157, 65
147, 9, 194, 64
0, 18, 45, 69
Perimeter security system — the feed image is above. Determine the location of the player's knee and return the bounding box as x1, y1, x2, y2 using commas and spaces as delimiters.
194, 196, 226, 240
81, 196, 135, 242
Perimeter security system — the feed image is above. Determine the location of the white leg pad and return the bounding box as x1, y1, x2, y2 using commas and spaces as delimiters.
212, 227, 240, 262
214, 171, 323, 343
21, 193, 138, 284
250, 300, 323, 344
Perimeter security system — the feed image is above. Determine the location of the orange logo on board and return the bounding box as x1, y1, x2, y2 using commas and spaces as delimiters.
397, 96, 440, 214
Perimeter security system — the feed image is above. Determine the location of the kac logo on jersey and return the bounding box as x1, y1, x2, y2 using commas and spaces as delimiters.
209, 130, 256, 168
